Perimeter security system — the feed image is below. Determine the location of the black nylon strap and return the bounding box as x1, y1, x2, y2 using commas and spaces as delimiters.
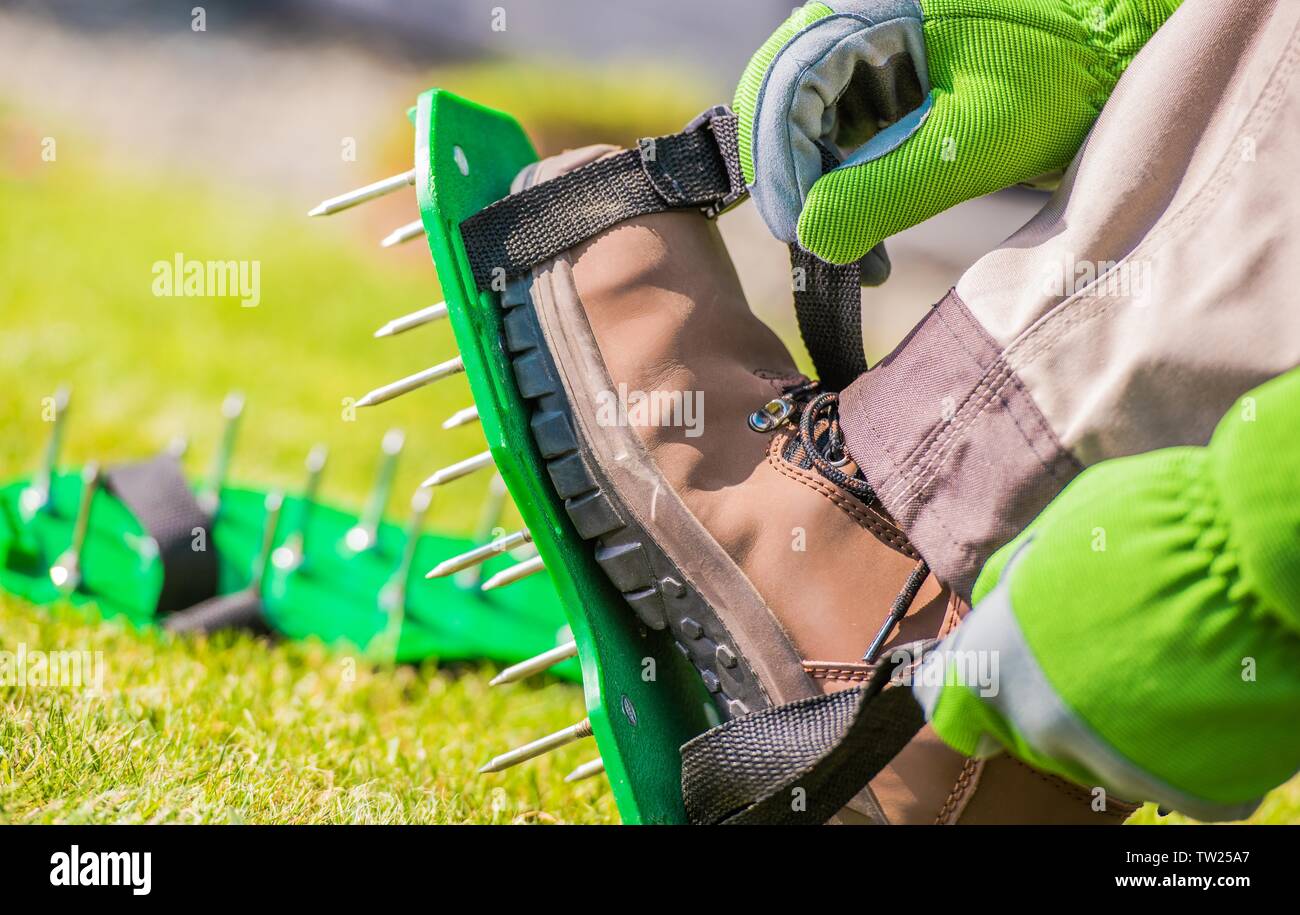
164, 588, 270, 635
681, 644, 931, 825
459, 106, 872, 389
788, 143, 874, 391
460, 109, 744, 292
790, 244, 871, 391
104, 455, 219, 616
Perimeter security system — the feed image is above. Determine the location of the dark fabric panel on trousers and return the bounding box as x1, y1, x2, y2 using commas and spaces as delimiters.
838, 290, 1083, 597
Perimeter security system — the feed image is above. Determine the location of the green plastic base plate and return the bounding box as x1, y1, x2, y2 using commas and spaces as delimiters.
1, 472, 160, 624
415, 88, 714, 823
0, 471, 576, 677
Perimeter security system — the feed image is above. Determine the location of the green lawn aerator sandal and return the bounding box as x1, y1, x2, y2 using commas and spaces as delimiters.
0, 389, 575, 676
311, 92, 726, 824
308, 88, 1141, 825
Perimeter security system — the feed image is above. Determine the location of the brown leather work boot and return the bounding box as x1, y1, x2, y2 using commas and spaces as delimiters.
505, 145, 1133, 825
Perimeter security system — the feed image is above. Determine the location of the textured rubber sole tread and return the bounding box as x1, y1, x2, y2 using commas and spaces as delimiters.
499, 279, 764, 716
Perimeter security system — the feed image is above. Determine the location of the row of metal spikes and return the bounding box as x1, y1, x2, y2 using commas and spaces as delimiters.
306, 169, 603, 782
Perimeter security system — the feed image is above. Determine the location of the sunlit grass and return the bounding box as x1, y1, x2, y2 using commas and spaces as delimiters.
0, 598, 615, 824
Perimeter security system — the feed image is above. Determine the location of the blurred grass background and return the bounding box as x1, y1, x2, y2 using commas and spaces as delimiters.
1, 0, 1296, 824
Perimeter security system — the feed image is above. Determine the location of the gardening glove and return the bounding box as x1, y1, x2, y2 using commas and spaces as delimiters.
734, 0, 1183, 265
912, 366, 1300, 822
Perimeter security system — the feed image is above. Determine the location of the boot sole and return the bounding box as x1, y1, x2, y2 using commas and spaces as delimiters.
499, 254, 822, 722
499, 278, 761, 717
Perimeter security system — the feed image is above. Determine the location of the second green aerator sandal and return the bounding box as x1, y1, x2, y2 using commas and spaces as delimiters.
0, 388, 575, 677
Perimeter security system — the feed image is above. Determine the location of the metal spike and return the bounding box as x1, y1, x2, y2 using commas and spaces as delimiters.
428, 528, 531, 579
440, 404, 480, 430
307, 168, 415, 217
564, 758, 606, 784
373, 301, 448, 339
379, 488, 434, 613
249, 490, 284, 593
419, 450, 494, 488
489, 640, 577, 686
379, 219, 424, 248
344, 429, 403, 553
273, 444, 328, 571
199, 392, 244, 515
354, 356, 464, 408
453, 473, 508, 588
165, 435, 189, 460
49, 461, 100, 592
20, 385, 71, 519
480, 554, 545, 592
477, 718, 593, 774
506, 540, 539, 563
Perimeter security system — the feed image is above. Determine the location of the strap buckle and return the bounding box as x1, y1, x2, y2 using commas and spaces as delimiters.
684, 105, 748, 219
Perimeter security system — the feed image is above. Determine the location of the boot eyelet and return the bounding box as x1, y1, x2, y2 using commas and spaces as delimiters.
748, 397, 794, 433
824, 450, 851, 468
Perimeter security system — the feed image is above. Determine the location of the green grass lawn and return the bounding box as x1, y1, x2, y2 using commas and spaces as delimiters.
1, 81, 1296, 826
0, 601, 616, 824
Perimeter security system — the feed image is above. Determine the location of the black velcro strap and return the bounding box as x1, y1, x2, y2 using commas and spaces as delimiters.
790, 244, 871, 391
104, 455, 218, 616
680, 645, 930, 825
459, 110, 743, 291
788, 143, 874, 391
460, 106, 869, 390
164, 589, 270, 635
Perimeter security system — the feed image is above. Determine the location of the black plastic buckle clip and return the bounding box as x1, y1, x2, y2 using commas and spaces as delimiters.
685, 105, 748, 219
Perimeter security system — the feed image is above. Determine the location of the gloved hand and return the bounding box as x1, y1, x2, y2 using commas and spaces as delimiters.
912, 367, 1300, 822
734, 0, 1182, 265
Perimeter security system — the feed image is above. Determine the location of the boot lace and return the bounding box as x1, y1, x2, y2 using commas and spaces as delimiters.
770, 385, 931, 662
794, 390, 877, 505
